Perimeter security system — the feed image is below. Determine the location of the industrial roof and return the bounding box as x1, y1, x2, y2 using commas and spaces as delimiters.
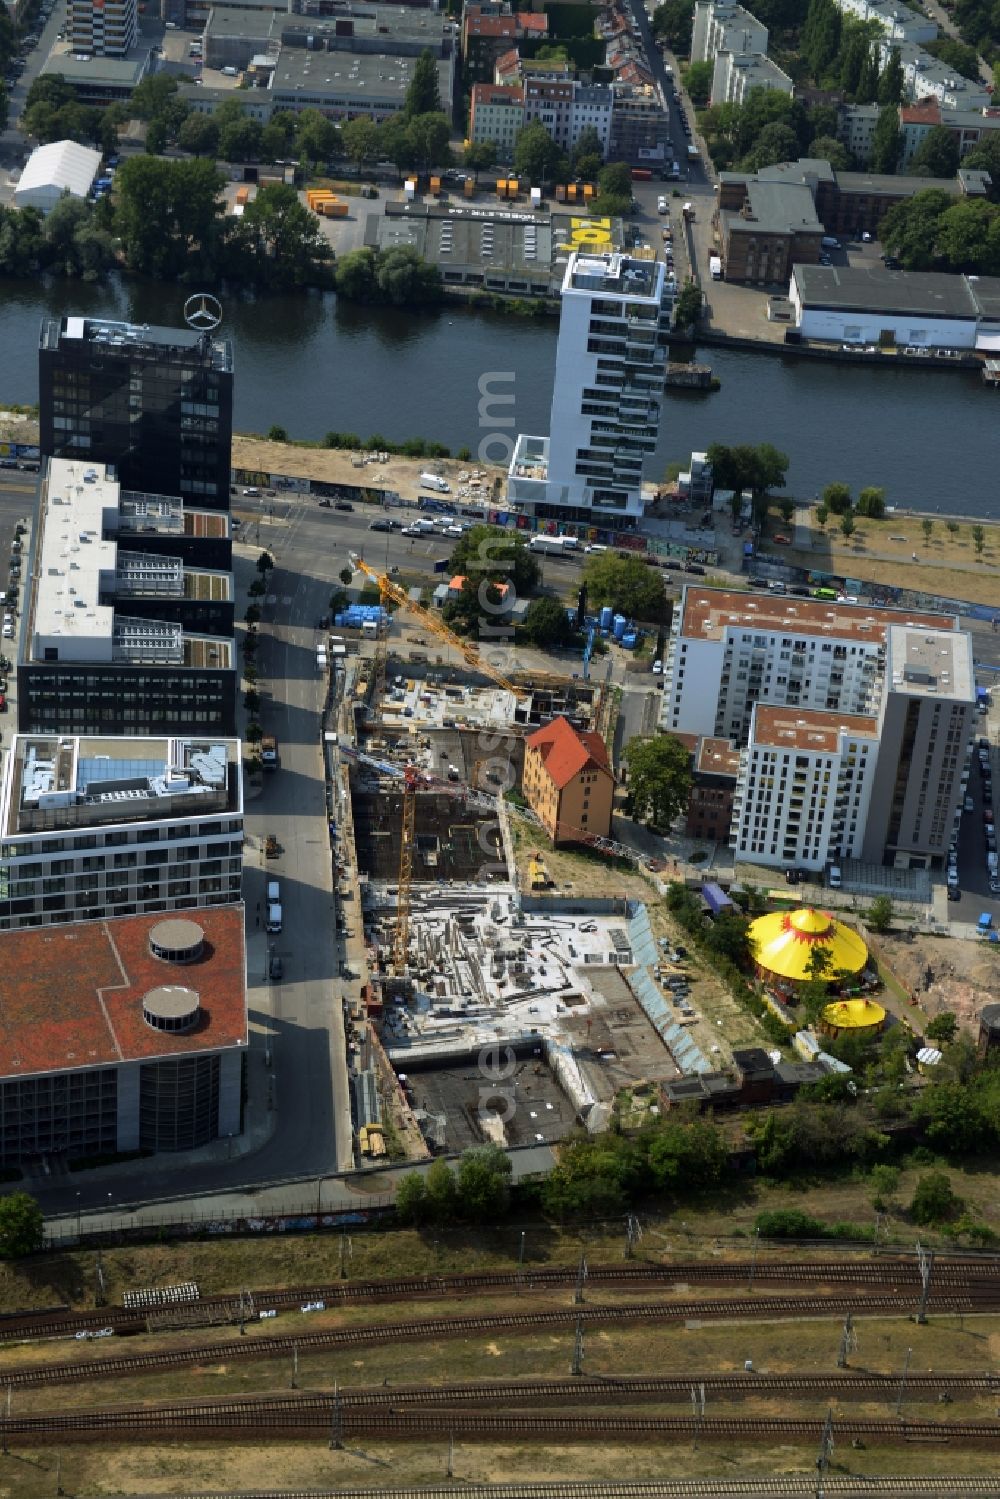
793, 264, 980, 318
526, 715, 612, 790
749, 908, 869, 982
0, 906, 246, 1080
271, 48, 451, 103
16, 139, 101, 199
728, 179, 822, 236
677, 586, 955, 644
968, 276, 1000, 320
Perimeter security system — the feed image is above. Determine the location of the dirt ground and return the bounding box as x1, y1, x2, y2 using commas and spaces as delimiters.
231, 436, 505, 507
873, 929, 999, 1034
777, 506, 1000, 608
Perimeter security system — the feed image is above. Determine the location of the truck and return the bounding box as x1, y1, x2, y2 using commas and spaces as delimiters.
686, 144, 699, 162
631, 167, 653, 180
709, 254, 722, 280
261, 734, 278, 769
682, 201, 694, 220
529, 535, 575, 555
419, 472, 450, 493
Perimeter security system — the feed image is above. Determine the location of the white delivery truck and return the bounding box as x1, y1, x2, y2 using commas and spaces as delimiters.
709, 254, 722, 280
419, 472, 450, 492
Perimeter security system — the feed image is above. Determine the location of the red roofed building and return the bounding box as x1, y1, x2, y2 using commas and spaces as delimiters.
0, 905, 246, 1165
463, 5, 549, 84
523, 715, 615, 845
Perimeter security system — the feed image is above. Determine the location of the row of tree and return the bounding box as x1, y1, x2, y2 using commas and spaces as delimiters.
698, 89, 855, 175
880, 187, 1000, 274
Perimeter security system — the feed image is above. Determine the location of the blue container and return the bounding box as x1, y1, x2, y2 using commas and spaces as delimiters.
600, 606, 613, 629
622, 631, 638, 649
613, 614, 627, 641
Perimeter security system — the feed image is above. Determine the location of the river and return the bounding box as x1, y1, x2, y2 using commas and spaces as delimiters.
2, 275, 998, 514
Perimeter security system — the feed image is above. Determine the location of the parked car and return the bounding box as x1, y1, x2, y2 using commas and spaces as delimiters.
334, 500, 353, 511
269, 953, 284, 980
773, 534, 792, 545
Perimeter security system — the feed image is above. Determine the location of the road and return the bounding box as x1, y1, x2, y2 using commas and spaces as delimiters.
0, 0, 64, 170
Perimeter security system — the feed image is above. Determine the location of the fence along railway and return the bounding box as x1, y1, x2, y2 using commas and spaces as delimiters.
6, 1289, 1000, 1390
2, 1257, 998, 1345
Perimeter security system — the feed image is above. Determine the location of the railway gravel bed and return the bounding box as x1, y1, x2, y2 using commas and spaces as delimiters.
110, 1481, 1000, 1499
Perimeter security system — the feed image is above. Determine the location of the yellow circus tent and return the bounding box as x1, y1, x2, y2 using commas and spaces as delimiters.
748, 907, 868, 984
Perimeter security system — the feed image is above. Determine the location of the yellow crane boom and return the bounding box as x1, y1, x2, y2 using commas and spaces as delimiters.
351, 556, 528, 702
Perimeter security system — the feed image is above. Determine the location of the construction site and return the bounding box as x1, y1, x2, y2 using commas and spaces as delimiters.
328, 562, 719, 1162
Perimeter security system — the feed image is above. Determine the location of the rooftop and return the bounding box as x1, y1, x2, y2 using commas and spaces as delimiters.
377, 201, 558, 281
751, 705, 878, 754
678, 585, 955, 644
887, 623, 975, 702
730, 179, 822, 236
472, 82, 524, 104
271, 47, 452, 102
526, 715, 612, 790
16, 139, 101, 198
792, 264, 980, 318
835, 167, 960, 196
695, 735, 742, 777
40, 315, 232, 373
566, 250, 662, 299
1, 734, 239, 837
0, 905, 246, 1080
40, 50, 149, 85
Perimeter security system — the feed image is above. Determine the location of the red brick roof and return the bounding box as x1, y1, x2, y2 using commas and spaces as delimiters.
472, 82, 524, 104
519, 12, 548, 31
900, 100, 941, 124
0, 906, 246, 1078
526, 715, 612, 791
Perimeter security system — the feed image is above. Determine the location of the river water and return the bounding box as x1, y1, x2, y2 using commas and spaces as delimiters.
2, 275, 999, 514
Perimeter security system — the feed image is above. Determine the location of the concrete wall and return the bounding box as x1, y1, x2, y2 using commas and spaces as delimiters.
796, 306, 978, 348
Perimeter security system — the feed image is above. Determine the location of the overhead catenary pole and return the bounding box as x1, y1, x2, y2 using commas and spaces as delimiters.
895, 1346, 913, 1416
836, 1310, 856, 1369
574, 1252, 588, 1306
329, 1382, 343, 1450
915, 1241, 934, 1324
571, 1318, 584, 1377
815, 1407, 834, 1499
748, 1227, 760, 1291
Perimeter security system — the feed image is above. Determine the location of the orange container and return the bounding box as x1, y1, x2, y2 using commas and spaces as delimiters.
464, 177, 474, 197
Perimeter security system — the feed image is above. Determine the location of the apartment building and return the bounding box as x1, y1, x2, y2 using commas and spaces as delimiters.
673, 733, 740, 843
507, 252, 672, 531
39, 315, 234, 513
0, 733, 243, 931
522, 715, 614, 845
18, 459, 236, 739
731, 707, 879, 871
899, 97, 1000, 167
470, 82, 525, 151
66, 0, 137, 56
522, 78, 614, 156
711, 50, 793, 107
462, 4, 547, 84
0, 906, 246, 1166
608, 84, 672, 165
831, 0, 937, 43
691, 0, 767, 66
837, 103, 881, 167
661, 587, 975, 870
886, 39, 991, 110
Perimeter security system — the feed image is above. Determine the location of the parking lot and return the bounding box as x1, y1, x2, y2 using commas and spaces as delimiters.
950, 726, 1000, 921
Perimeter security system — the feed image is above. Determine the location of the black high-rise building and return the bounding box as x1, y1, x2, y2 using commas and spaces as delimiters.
39, 316, 234, 512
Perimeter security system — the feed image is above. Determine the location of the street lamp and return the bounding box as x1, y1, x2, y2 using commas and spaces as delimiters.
75, 1191, 82, 1242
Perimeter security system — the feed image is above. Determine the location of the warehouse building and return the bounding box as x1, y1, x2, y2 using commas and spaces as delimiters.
788, 265, 1000, 349
0, 733, 243, 931
14, 140, 102, 214
0, 907, 246, 1166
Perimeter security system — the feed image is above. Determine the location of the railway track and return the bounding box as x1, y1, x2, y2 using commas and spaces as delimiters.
116, 1482, 1000, 1499
3, 1258, 997, 1345
4, 1400, 999, 1448
4, 1292, 998, 1391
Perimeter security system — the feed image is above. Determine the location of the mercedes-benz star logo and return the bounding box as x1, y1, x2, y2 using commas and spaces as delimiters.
183, 293, 223, 333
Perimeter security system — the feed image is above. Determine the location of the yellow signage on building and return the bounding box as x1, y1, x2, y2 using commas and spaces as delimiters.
554, 216, 614, 252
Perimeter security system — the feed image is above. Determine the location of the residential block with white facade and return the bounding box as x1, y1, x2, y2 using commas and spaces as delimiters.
522, 78, 613, 156
0, 734, 243, 931
831, 0, 937, 44
67, 0, 136, 56
507, 252, 671, 531
469, 82, 524, 151
661, 588, 975, 871
691, 0, 768, 65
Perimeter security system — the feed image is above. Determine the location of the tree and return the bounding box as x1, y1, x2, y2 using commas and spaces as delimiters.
652, 0, 695, 53
822, 481, 852, 515
464, 140, 496, 180
379, 115, 416, 175
740, 121, 800, 172
114, 156, 224, 277
856, 486, 885, 519
334, 246, 377, 301
926, 1011, 959, 1044
869, 1162, 900, 1210
342, 115, 380, 169
513, 120, 562, 184
521, 595, 575, 648
870, 105, 901, 174
449, 525, 539, 595
374, 242, 443, 305
647, 1119, 728, 1193
257, 550, 275, 575
779, 497, 795, 524
598, 161, 632, 200
921, 517, 934, 544
572, 125, 604, 172
877, 47, 904, 105
946, 520, 959, 536
856, 44, 880, 104
815, 503, 829, 529
807, 135, 852, 171
267, 425, 288, 442
394, 1172, 428, 1223
219, 115, 262, 163
404, 48, 441, 118
880, 189, 953, 269
295, 108, 339, 166
582, 552, 666, 620
925, 36, 981, 82
424, 1156, 458, 1223
684, 60, 713, 105
867, 894, 893, 932
0, 1192, 43, 1258
972, 524, 985, 555
407, 111, 451, 171
839, 30, 869, 96
840, 512, 856, 539
455, 1144, 511, 1221
912, 124, 960, 180
145, 115, 168, 155
178, 111, 220, 157
910, 1170, 961, 1225
935, 198, 999, 273
231, 182, 331, 287
625, 734, 693, 829
673, 279, 703, 329
129, 73, 181, 121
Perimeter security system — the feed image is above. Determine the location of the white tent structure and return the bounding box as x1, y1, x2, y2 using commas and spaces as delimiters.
14, 140, 103, 214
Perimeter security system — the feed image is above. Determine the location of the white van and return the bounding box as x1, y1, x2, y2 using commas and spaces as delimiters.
267, 879, 281, 904
821, 236, 840, 249
221, 65, 239, 77
266, 902, 282, 934
828, 865, 842, 888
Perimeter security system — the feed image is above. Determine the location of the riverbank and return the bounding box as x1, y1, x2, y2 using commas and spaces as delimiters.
693, 326, 984, 372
